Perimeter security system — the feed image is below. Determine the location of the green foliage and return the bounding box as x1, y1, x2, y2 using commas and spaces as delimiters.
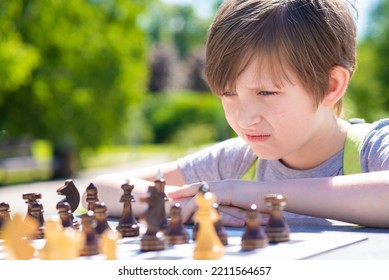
348, 0, 389, 122
0, 34, 40, 94
140, 2, 212, 59
0, 0, 150, 150
143, 91, 233, 145
347, 40, 386, 121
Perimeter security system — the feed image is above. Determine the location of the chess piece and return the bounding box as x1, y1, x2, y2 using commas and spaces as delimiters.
79, 210, 99, 256
39, 216, 84, 260
213, 203, 228, 245
192, 203, 228, 245
99, 229, 120, 260
154, 169, 169, 230
94, 201, 111, 236
56, 179, 80, 212
39, 217, 62, 260
57, 201, 79, 229
140, 186, 166, 251
22, 192, 41, 220
0, 202, 11, 238
116, 180, 140, 237
165, 203, 189, 245
86, 183, 99, 211
193, 183, 224, 260
192, 222, 199, 241
28, 201, 45, 239
264, 194, 290, 242
3, 213, 38, 259
241, 204, 268, 250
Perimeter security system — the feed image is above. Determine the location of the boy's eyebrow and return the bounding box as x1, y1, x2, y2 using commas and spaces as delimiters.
245, 82, 282, 90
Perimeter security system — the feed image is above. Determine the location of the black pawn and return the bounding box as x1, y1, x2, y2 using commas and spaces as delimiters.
213, 203, 228, 245
0, 202, 11, 235
80, 210, 99, 256
28, 201, 45, 239
241, 204, 268, 250
116, 180, 140, 237
165, 203, 189, 245
57, 201, 75, 229
264, 194, 290, 243
86, 183, 99, 211
94, 201, 111, 236
192, 222, 198, 241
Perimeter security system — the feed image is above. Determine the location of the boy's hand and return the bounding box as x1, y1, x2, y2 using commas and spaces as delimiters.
167, 180, 267, 227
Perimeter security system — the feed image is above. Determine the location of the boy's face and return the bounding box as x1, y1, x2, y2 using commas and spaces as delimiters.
221, 58, 334, 169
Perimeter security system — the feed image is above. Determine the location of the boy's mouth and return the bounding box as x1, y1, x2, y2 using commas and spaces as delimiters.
246, 134, 271, 142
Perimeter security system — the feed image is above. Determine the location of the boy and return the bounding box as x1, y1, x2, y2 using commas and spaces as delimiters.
83, 0, 389, 228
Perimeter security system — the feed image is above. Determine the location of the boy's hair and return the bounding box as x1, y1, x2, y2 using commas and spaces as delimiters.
204, 0, 357, 116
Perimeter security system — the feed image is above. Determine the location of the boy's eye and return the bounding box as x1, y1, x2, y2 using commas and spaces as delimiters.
221, 91, 235, 97
258, 91, 277, 96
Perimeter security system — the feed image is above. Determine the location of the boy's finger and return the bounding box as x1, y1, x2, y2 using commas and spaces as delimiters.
180, 197, 197, 223
219, 212, 245, 227
167, 182, 204, 199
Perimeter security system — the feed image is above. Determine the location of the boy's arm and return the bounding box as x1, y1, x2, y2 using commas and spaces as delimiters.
168, 170, 389, 228
81, 160, 186, 217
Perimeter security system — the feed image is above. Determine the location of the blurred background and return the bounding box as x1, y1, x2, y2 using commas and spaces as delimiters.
0, 0, 386, 184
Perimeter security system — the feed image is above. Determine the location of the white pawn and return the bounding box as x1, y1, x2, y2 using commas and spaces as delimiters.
193, 183, 224, 260
39, 216, 84, 260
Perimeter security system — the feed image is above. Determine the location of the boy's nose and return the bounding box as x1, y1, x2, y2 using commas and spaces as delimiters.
237, 102, 262, 129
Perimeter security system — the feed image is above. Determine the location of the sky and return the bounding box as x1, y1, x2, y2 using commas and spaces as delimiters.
161, 0, 379, 38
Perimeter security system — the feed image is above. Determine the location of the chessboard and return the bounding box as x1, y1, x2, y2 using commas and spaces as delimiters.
0, 220, 367, 260
0, 178, 368, 260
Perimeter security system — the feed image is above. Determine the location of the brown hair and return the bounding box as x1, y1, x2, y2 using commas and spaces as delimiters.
204, 0, 357, 116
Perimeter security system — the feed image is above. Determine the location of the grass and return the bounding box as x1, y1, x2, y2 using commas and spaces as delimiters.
80, 143, 195, 170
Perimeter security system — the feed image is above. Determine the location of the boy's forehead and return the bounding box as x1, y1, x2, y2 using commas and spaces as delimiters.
230, 54, 295, 89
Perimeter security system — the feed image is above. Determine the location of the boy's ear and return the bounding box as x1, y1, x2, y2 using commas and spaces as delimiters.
322, 66, 350, 107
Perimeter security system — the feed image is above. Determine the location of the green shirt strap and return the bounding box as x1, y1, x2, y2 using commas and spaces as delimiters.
240, 157, 258, 181
343, 123, 372, 175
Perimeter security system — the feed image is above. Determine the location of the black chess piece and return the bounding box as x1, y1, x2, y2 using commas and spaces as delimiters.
0, 202, 11, 235
116, 180, 140, 237
192, 222, 199, 241
57, 201, 74, 228
213, 203, 228, 245
22, 192, 42, 220
241, 204, 268, 250
79, 210, 99, 256
56, 179, 80, 213
264, 194, 290, 243
94, 201, 111, 236
86, 183, 99, 211
140, 186, 166, 251
28, 201, 45, 239
154, 170, 169, 231
56, 200, 80, 230
165, 203, 189, 245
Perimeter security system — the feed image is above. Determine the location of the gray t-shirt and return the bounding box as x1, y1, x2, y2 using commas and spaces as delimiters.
177, 119, 389, 184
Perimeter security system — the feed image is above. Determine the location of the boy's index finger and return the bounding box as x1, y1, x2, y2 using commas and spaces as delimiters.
166, 182, 204, 199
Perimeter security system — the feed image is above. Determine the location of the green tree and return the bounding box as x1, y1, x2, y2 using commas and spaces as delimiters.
348, 0, 389, 121
0, 0, 149, 177
142, 2, 211, 59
